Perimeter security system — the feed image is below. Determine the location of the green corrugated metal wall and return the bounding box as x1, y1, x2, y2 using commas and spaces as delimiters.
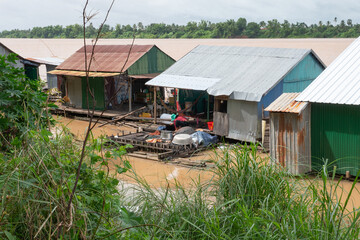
311, 103, 360, 175
127, 46, 175, 75
283, 54, 324, 92
81, 77, 105, 110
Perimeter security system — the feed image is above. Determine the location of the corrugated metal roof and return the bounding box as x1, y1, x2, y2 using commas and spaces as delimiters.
265, 93, 308, 114
48, 69, 120, 77
147, 74, 221, 90
56, 45, 154, 73
297, 37, 360, 105
27, 57, 63, 66
146, 45, 318, 101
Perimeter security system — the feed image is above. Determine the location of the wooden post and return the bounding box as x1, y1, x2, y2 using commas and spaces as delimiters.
154, 87, 157, 124
128, 79, 132, 112
207, 93, 210, 121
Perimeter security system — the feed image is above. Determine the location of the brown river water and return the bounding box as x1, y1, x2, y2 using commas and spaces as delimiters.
55, 116, 360, 210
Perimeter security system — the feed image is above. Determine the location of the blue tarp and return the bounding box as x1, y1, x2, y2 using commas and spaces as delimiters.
191, 131, 217, 147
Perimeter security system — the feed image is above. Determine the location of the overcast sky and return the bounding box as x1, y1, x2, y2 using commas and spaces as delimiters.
1, 0, 360, 31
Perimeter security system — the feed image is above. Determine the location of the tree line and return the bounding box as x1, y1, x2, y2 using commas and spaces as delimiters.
1, 18, 359, 39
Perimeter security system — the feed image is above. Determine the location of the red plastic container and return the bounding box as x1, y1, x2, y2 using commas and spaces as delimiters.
207, 121, 214, 131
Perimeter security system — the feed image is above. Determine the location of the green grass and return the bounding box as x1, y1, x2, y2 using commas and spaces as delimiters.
2, 127, 360, 239
124, 143, 360, 239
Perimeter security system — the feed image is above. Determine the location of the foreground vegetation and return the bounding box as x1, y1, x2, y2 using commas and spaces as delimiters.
1, 53, 360, 239
2, 133, 360, 239
126, 145, 360, 239
1, 17, 359, 39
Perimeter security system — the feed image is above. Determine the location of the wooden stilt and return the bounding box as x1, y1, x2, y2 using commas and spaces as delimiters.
154, 87, 157, 124
207, 94, 210, 121
129, 79, 132, 112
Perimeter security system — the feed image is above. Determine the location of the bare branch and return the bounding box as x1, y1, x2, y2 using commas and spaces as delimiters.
66, 0, 116, 212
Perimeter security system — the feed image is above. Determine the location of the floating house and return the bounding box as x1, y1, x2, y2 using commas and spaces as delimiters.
146, 45, 325, 142
296, 37, 360, 176
27, 57, 64, 89
265, 93, 311, 174
50, 45, 175, 110
0, 42, 40, 80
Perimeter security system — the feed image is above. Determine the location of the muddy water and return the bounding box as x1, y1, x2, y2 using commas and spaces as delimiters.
55, 116, 360, 209
54, 115, 214, 188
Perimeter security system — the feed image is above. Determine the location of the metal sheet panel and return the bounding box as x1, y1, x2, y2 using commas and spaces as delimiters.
56, 45, 154, 73
26, 57, 63, 66
66, 76, 83, 108
146, 74, 220, 91
81, 77, 105, 110
147, 45, 317, 101
311, 103, 360, 176
297, 37, 360, 105
213, 112, 229, 136
46, 65, 58, 89
282, 54, 325, 92
227, 100, 259, 142
265, 93, 309, 114
269, 106, 311, 175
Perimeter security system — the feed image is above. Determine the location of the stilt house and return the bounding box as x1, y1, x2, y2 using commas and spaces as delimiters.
50, 45, 175, 110
146, 45, 325, 142
296, 37, 360, 176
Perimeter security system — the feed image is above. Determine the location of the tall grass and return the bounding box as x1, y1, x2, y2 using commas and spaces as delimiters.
0, 128, 133, 239
126, 144, 360, 239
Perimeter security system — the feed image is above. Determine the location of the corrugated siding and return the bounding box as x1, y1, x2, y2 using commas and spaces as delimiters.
157, 47, 176, 72
66, 76, 82, 108
128, 46, 175, 75
259, 80, 283, 119
283, 54, 324, 92
270, 106, 311, 175
46, 65, 58, 89
81, 77, 105, 110
311, 103, 360, 175
227, 100, 259, 142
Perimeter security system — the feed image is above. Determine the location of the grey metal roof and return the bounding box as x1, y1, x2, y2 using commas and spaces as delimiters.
147, 74, 221, 91
297, 37, 360, 105
265, 93, 308, 114
146, 45, 319, 102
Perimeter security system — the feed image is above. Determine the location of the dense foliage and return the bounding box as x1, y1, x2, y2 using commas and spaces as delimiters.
1, 18, 360, 39
0, 54, 52, 147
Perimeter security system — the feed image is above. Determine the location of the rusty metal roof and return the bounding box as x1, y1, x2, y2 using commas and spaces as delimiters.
48, 69, 120, 77
56, 45, 154, 73
265, 93, 308, 114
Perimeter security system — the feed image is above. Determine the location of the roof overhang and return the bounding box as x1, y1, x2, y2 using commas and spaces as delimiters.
129, 73, 160, 79
48, 70, 120, 77
265, 93, 309, 114
146, 74, 221, 91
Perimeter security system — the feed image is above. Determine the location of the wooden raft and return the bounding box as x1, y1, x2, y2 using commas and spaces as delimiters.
108, 131, 196, 160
